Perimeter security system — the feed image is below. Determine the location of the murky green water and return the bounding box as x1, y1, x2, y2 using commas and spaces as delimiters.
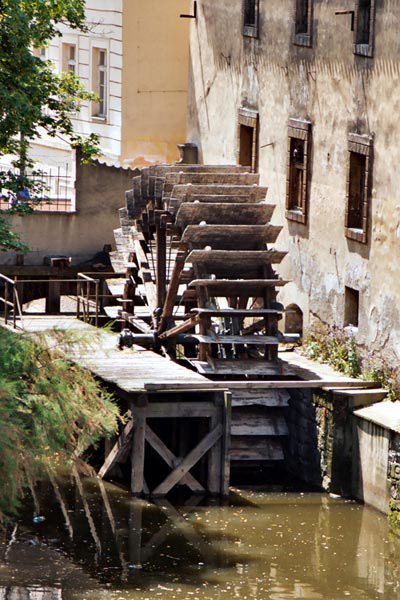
1, 474, 400, 600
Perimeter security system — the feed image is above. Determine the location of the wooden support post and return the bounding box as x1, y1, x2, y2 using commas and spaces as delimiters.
131, 402, 147, 496
207, 403, 222, 495
222, 391, 232, 496
197, 285, 211, 362
159, 249, 188, 332
46, 278, 61, 315
156, 221, 167, 310
99, 415, 135, 479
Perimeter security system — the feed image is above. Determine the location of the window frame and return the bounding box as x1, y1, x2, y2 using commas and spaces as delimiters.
294, 0, 313, 48
62, 43, 77, 75
243, 0, 259, 39
354, 0, 376, 58
345, 134, 372, 244
237, 108, 259, 173
91, 46, 109, 121
286, 119, 311, 225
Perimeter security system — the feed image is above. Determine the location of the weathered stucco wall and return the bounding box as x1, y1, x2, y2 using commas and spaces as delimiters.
0, 159, 133, 266
187, 0, 400, 367
121, 0, 190, 167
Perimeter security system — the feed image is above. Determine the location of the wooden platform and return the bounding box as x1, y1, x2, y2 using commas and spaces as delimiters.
4, 316, 231, 498
16, 316, 211, 393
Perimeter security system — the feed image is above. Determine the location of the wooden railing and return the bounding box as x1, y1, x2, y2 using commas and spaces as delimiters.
0, 273, 107, 329
0, 273, 24, 329
77, 273, 100, 327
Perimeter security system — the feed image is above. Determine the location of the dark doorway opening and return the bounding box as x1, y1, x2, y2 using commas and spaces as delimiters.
239, 124, 254, 168
344, 286, 360, 327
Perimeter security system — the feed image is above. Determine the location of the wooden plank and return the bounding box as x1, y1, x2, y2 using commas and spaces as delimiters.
231, 411, 288, 436
158, 315, 201, 340
146, 401, 216, 418
145, 425, 204, 493
144, 380, 380, 391
230, 438, 284, 461
151, 424, 223, 496
231, 389, 290, 407
131, 406, 146, 496
181, 224, 282, 249
187, 250, 287, 275
164, 172, 260, 187
191, 359, 291, 376
188, 334, 280, 345
98, 416, 135, 479
188, 279, 289, 296
171, 184, 269, 198
191, 308, 286, 317
179, 194, 266, 204
176, 203, 275, 228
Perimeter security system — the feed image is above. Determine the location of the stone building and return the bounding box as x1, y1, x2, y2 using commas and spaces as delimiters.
187, 0, 400, 366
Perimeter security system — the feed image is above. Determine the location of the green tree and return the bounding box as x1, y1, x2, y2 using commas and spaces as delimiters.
0, 327, 120, 519
0, 0, 100, 252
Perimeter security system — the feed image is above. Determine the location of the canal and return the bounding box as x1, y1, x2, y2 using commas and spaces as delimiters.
1, 473, 399, 600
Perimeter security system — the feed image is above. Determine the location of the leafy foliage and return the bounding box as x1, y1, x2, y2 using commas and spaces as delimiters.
302, 321, 399, 399
0, 0, 100, 251
0, 327, 120, 519
302, 322, 361, 378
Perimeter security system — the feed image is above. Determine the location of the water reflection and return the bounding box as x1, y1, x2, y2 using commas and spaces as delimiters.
0, 472, 399, 600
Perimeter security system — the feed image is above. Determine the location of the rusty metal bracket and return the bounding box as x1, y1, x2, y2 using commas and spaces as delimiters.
180, 1, 197, 19
335, 10, 355, 31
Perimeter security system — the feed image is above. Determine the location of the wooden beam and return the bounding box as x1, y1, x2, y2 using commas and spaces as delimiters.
146, 401, 216, 418
156, 222, 167, 308
158, 315, 201, 340
145, 425, 204, 493
176, 203, 275, 228
131, 406, 146, 496
159, 250, 188, 331
98, 416, 135, 479
151, 424, 223, 496
144, 380, 381, 391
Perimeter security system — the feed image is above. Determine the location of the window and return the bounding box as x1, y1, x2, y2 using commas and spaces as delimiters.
354, 0, 375, 57
286, 119, 311, 224
92, 48, 108, 119
62, 44, 77, 74
345, 134, 372, 243
294, 0, 313, 47
237, 108, 258, 173
243, 0, 259, 38
33, 47, 47, 59
344, 287, 359, 328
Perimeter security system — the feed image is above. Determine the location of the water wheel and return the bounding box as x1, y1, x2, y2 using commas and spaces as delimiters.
111, 164, 296, 378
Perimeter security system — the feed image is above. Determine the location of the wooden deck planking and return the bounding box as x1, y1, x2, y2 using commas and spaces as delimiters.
15, 316, 210, 393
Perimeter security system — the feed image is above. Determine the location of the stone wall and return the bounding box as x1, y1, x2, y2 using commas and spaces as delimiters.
287, 389, 357, 496
388, 433, 400, 535
0, 157, 134, 266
